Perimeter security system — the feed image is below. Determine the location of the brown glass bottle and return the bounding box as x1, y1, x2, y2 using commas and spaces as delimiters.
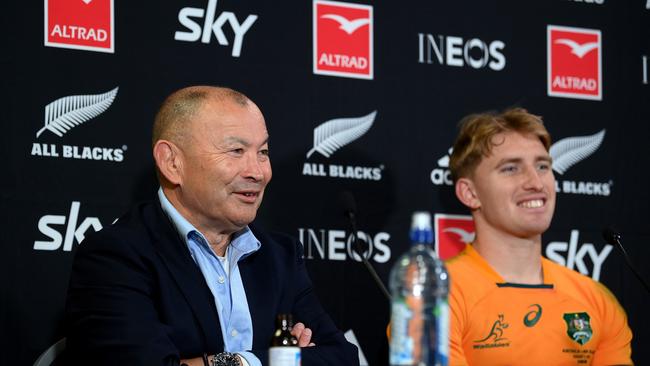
271, 314, 298, 346
269, 314, 300, 366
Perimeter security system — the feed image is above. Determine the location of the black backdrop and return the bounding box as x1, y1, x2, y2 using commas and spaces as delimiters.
3, 0, 649, 365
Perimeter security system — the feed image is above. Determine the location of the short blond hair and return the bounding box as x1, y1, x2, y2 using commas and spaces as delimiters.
449, 108, 551, 181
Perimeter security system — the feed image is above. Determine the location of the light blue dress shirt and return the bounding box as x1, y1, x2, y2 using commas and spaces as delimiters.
158, 189, 262, 366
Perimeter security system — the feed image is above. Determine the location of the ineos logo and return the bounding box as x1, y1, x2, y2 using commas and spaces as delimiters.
418, 33, 506, 71
298, 228, 391, 263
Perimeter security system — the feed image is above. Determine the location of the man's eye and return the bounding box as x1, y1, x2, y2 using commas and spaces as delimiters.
500, 165, 517, 173
231, 148, 244, 154
259, 149, 269, 156
538, 163, 551, 171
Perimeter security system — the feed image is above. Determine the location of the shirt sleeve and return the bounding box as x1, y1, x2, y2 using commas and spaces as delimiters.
590, 282, 633, 366
237, 352, 257, 366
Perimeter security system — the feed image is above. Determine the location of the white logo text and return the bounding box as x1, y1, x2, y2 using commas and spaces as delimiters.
34, 201, 103, 251
418, 33, 506, 71
546, 230, 613, 281
174, 0, 258, 57
298, 228, 391, 263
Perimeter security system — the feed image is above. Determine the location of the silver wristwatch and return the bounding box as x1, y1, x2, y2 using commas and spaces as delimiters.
211, 352, 240, 366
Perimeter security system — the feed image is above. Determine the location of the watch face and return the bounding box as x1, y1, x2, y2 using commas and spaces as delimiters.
212, 352, 240, 366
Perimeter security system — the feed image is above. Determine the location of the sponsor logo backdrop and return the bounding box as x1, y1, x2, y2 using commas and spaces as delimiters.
3, 1, 649, 365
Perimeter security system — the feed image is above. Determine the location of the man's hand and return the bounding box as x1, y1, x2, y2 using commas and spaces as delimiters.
291, 322, 316, 347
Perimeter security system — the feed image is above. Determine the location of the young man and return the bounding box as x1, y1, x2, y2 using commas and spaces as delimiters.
446, 108, 632, 365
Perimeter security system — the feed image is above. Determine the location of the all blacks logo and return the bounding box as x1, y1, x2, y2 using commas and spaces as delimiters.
298, 228, 391, 263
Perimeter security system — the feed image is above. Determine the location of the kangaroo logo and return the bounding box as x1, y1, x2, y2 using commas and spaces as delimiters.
475, 314, 509, 343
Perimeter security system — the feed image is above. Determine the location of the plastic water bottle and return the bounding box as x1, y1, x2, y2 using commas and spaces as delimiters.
389, 212, 450, 366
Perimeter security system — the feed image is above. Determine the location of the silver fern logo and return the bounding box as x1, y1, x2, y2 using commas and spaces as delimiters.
550, 129, 605, 175
306, 111, 377, 158
307, 111, 377, 158
302, 111, 383, 181
30, 87, 125, 162
551, 129, 611, 196
37, 87, 119, 138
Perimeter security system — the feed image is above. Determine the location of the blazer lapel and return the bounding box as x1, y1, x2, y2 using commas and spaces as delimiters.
239, 227, 284, 348
145, 202, 224, 351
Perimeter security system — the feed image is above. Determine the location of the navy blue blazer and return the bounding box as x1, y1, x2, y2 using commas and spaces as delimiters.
65, 201, 359, 365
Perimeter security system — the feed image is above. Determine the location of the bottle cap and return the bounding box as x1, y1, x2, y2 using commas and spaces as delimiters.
411, 212, 432, 231
410, 212, 433, 244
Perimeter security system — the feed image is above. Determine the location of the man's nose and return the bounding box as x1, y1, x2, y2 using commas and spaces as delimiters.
523, 167, 544, 190
243, 153, 265, 181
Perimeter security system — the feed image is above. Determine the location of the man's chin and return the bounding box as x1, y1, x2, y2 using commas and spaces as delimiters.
515, 223, 551, 239
229, 212, 259, 229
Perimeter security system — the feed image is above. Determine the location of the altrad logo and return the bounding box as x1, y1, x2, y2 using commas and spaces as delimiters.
313, 0, 373, 79
434, 214, 474, 260
548, 25, 602, 100
45, 0, 114, 53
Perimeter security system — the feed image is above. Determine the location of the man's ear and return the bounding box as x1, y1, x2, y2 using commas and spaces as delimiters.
153, 140, 183, 186
455, 177, 481, 210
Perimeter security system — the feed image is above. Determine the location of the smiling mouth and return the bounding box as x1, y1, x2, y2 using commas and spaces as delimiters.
518, 199, 545, 208
234, 191, 260, 201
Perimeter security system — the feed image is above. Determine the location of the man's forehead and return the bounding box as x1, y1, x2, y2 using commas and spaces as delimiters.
197, 112, 268, 145
196, 98, 264, 124
478, 131, 550, 164
491, 131, 547, 152
222, 134, 269, 145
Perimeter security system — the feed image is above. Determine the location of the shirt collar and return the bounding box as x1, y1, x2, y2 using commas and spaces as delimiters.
157, 188, 261, 259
